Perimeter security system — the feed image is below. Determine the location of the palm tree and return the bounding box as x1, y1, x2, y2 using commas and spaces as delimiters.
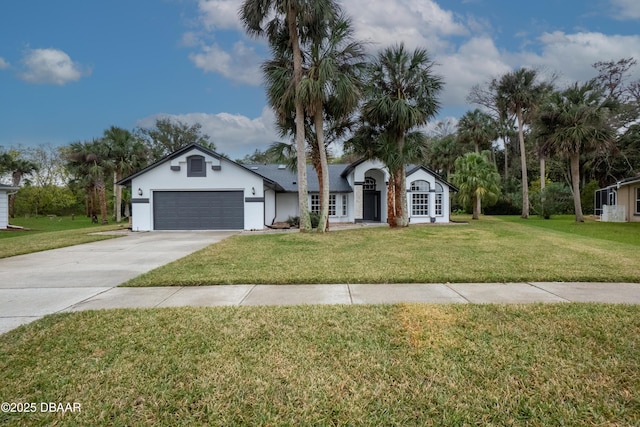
264, 13, 365, 232
536, 82, 617, 222
66, 140, 113, 225
494, 68, 552, 218
428, 134, 461, 181
240, 0, 339, 232
103, 126, 147, 222
357, 43, 443, 227
0, 151, 39, 218
451, 152, 501, 220
457, 109, 497, 154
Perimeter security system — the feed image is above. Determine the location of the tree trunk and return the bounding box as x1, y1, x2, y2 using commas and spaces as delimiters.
517, 109, 529, 218
503, 136, 509, 179
387, 173, 397, 227
395, 134, 409, 227
287, 5, 310, 232
472, 194, 480, 220
314, 108, 330, 233
395, 168, 409, 227
570, 153, 584, 222
96, 179, 109, 225
540, 154, 546, 190
114, 171, 123, 223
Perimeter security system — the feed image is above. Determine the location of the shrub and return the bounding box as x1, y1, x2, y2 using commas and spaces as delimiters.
530, 182, 573, 219
286, 216, 300, 228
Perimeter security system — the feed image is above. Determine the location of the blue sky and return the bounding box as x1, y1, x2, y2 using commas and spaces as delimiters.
1, 0, 639, 159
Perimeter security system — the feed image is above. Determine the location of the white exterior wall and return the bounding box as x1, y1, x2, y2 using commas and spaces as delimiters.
0, 191, 9, 229
406, 169, 451, 224
264, 189, 277, 225
129, 148, 266, 231
274, 193, 299, 222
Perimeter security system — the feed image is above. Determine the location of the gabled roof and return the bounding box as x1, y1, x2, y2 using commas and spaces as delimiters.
117, 143, 279, 189
406, 164, 458, 192
602, 175, 640, 190
244, 164, 352, 193
341, 158, 458, 192
0, 183, 19, 191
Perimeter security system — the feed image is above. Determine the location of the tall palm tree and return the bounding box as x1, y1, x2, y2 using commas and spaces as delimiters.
357, 43, 443, 227
66, 140, 113, 225
266, 13, 364, 232
451, 152, 501, 220
0, 151, 39, 218
457, 108, 497, 154
536, 82, 617, 222
428, 133, 461, 181
494, 68, 552, 218
240, 0, 339, 232
103, 126, 147, 222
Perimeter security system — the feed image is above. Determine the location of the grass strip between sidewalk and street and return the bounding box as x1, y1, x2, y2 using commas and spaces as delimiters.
1, 304, 638, 426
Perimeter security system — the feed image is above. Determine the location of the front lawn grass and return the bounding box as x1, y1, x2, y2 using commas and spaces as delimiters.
1, 304, 638, 426
124, 215, 640, 286
0, 216, 124, 258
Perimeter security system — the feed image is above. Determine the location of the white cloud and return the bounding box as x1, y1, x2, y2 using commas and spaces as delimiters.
0, 57, 9, 70
19, 48, 90, 85
198, 0, 243, 31
189, 40, 262, 85
514, 31, 640, 85
610, 0, 640, 20
137, 107, 282, 159
343, 0, 468, 52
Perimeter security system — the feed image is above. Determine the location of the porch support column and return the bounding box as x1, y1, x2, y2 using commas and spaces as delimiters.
354, 182, 364, 223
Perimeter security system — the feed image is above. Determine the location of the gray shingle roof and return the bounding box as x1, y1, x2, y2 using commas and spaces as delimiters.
245, 164, 352, 193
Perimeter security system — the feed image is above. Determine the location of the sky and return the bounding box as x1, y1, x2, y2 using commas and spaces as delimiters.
1, 0, 639, 160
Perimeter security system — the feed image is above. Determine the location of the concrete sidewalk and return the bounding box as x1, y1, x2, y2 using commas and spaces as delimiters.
2, 281, 640, 335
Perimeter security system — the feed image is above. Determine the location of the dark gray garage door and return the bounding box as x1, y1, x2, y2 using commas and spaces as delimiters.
153, 191, 244, 230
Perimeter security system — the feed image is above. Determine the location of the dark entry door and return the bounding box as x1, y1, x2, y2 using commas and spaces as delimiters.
363, 191, 381, 221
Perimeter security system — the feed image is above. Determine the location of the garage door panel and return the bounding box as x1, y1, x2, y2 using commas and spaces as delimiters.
153, 191, 244, 230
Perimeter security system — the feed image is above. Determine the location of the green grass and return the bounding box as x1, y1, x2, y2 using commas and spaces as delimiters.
124, 215, 640, 286
0, 216, 125, 258
1, 304, 638, 426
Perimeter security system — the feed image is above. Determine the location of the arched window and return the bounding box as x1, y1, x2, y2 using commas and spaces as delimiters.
434, 183, 444, 216
411, 180, 429, 216
363, 177, 376, 190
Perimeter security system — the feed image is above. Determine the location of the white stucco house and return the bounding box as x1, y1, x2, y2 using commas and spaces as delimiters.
0, 184, 19, 229
118, 143, 457, 231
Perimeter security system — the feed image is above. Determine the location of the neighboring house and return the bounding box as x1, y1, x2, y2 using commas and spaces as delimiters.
595, 176, 640, 222
0, 184, 19, 229
118, 143, 457, 231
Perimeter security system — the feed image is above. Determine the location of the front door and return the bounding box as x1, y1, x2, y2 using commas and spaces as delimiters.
363, 191, 381, 221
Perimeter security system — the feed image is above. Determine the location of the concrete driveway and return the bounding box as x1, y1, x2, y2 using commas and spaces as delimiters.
0, 231, 237, 334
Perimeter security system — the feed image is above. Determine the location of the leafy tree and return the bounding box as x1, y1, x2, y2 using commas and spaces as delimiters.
240, 0, 339, 232
536, 82, 617, 222
494, 68, 553, 219
353, 43, 443, 227
103, 126, 147, 222
428, 133, 462, 180
457, 109, 497, 154
138, 118, 214, 162
452, 152, 501, 220
0, 150, 40, 217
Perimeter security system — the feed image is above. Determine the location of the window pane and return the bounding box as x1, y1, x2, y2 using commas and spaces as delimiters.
311, 195, 320, 213
410, 180, 429, 192
342, 195, 348, 216
412, 193, 429, 216
364, 177, 376, 190
435, 193, 443, 216
329, 194, 336, 216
